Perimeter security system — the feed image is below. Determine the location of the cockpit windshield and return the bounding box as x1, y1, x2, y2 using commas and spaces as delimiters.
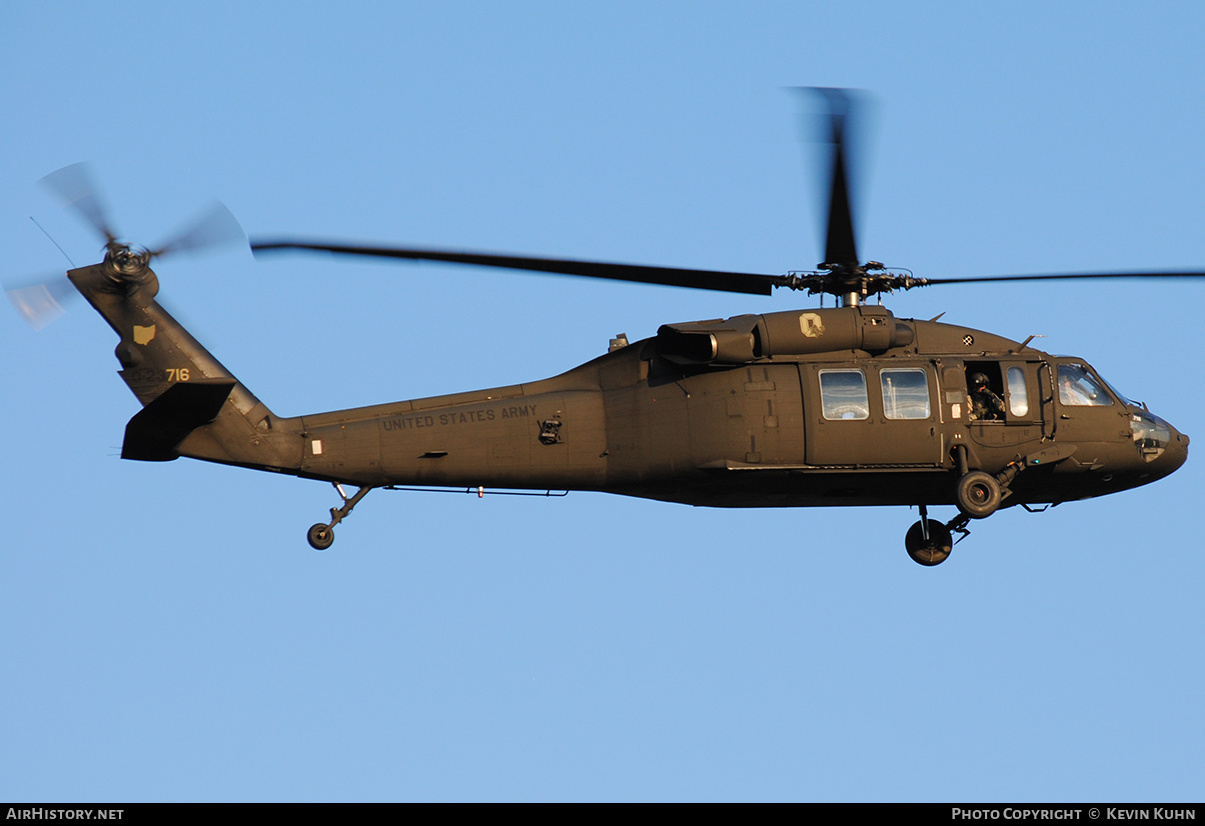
1095, 370, 1136, 406
1102, 378, 1138, 406
1057, 363, 1114, 407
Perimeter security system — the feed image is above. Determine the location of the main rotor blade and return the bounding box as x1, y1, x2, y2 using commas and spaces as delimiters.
801, 87, 863, 268
251, 239, 780, 296
39, 162, 118, 245
815, 88, 858, 267
926, 270, 1205, 286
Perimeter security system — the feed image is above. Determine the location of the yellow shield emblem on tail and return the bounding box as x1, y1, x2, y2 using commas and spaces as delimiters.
133, 324, 156, 345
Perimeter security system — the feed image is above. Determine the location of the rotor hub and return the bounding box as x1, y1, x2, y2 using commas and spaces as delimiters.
102, 243, 155, 289
104, 242, 149, 271
774, 262, 929, 305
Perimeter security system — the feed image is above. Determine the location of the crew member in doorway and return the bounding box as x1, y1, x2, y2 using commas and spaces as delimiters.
968, 372, 1005, 421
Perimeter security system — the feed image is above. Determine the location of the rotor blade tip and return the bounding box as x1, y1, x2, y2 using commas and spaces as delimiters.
152, 201, 247, 259
6, 280, 74, 330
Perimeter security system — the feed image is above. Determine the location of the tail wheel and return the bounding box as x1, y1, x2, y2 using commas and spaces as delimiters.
956, 471, 1002, 519
905, 519, 953, 566
307, 523, 334, 550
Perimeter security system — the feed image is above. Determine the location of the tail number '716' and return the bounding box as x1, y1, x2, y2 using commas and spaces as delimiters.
166, 368, 191, 382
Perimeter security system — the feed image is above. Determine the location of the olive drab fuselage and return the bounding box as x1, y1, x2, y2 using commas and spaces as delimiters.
74, 258, 1187, 519
295, 308, 1187, 510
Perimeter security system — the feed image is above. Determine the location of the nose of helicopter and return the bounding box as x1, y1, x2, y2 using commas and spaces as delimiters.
1169, 425, 1189, 468
1122, 407, 1188, 485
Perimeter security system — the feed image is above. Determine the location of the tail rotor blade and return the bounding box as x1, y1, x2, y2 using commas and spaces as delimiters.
39, 163, 119, 245
6, 277, 77, 330
151, 201, 246, 259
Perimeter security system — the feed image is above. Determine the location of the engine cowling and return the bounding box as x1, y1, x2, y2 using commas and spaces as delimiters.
657, 306, 914, 365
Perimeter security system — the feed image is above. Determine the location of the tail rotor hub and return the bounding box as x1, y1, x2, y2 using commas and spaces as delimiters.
102, 243, 154, 287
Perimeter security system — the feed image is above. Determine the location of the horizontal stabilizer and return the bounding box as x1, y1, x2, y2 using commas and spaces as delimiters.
122, 381, 236, 461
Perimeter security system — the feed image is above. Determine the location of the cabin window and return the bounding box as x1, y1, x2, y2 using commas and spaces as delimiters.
1005, 366, 1029, 417
819, 369, 869, 420
880, 368, 930, 420
1058, 363, 1113, 407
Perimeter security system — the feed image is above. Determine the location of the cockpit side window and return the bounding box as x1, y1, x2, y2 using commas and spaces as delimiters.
1057, 363, 1113, 406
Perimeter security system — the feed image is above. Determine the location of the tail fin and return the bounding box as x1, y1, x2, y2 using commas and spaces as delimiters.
69, 258, 302, 473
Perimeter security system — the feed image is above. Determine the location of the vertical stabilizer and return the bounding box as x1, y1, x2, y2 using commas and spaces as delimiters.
68, 256, 302, 472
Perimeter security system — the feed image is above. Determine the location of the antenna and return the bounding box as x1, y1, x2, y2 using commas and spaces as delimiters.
30, 216, 76, 267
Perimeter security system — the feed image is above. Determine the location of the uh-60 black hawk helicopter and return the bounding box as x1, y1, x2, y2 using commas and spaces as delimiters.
11, 89, 1193, 565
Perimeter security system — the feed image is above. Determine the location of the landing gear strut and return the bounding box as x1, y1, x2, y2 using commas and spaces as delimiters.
307, 483, 374, 550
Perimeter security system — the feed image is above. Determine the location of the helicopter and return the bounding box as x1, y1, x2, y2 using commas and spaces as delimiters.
9, 89, 1194, 565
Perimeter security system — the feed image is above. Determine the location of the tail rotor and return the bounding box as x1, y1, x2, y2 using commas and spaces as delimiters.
7, 163, 246, 329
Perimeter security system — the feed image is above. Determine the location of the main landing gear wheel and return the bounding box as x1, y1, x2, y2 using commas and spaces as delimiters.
905, 518, 953, 566
307, 523, 334, 551
956, 470, 1003, 519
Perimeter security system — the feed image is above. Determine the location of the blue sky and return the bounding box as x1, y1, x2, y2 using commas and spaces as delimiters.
3, 1, 1203, 802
